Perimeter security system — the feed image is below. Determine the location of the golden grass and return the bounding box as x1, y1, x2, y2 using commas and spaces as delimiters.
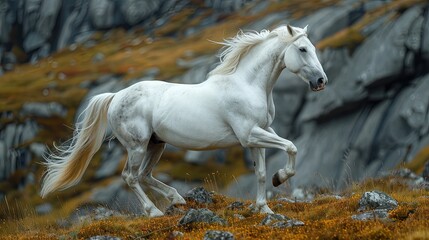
403, 146, 429, 174
1, 176, 428, 239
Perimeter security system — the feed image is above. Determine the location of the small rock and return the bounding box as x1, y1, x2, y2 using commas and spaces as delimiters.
35, 203, 53, 215
227, 201, 244, 210
351, 209, 390, 221
87, 236, 121, 240
260, 213, 304, 228
21, 102, 67, 118
260, 214, 290, 226
272, 219, 305, 228
184, 187, 213, 204
168, 230, 184, 239
358, 191, 398, 212
203, 230, 234, 240
178, 208, 227, 226
233, 214, 245, 220
165, 205, 186, 216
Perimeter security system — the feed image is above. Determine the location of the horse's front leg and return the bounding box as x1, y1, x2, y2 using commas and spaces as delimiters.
246, 127, 297, 187
250, 148, 274, 214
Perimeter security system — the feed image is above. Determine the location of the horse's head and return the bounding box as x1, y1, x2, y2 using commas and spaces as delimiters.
283, 25, 327, 91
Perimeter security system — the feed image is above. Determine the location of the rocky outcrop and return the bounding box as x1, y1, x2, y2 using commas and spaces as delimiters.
0, 0, 250, 71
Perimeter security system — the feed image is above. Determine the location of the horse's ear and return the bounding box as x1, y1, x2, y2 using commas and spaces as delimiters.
303, 25, 308, 33
287, 24, 294, 36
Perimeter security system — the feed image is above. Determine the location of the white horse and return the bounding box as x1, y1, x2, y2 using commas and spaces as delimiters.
41, 25, 327, 217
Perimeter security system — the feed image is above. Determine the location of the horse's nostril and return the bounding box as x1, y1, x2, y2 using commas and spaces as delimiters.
317, 77, 324, 85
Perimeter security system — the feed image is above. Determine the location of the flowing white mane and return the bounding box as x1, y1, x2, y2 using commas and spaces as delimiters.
208, 26, 303, 77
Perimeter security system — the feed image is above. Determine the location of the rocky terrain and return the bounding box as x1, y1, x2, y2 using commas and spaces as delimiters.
1, 0, 429, 238
1, 172, 429, 239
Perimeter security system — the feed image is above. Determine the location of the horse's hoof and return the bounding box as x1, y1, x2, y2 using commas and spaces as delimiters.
149, 208, 164, 217
172, 196, 186, 205
272, 172, 282, 187
260, 205, 274, 214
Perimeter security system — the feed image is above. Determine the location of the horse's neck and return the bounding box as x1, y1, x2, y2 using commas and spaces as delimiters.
233, 38, 286, 93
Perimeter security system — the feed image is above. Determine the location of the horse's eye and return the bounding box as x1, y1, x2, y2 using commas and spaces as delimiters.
299, 48, 307, 53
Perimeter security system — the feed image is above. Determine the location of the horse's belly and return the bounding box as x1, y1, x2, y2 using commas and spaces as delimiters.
154, 119, 239, 150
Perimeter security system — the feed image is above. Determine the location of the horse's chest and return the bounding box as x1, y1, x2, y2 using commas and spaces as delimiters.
228, 95, 271, 128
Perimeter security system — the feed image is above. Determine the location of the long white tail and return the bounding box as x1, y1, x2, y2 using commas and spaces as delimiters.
40, 93, 115, 198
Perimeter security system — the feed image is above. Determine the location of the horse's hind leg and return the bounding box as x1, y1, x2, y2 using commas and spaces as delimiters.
139, 142, 186, 205
122, 146, 163, 217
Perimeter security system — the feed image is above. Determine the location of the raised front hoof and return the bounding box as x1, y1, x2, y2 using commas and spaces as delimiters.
272, 169, 295, 187
272, 172, 282, 187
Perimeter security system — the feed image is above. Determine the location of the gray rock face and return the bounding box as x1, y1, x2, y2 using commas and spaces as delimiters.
204, 0, 253, 13
90, 178, 141, 214
178, 208, 227, 226
89, 0, 117, 29
300, 6, 425, 121
21, 102, 67, 118
0, 0, 234, 64
121, 0, 161, 25
184, 187, 213, 204
358, 191, 398, 212
95, 141, 123, 179
0, 120, 38, 181
204, 230, 234, 240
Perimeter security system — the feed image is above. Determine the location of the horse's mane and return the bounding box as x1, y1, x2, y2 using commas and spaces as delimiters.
208, 26, 296, 77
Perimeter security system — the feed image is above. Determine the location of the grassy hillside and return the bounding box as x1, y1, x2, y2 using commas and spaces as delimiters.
1, 176, 428, 239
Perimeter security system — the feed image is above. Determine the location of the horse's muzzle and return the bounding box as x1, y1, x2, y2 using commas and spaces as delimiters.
309, 77, 326, 91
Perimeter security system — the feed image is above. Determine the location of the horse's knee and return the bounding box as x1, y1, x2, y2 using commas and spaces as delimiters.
256, 170, 266, 183
287, 144, 297, 155
122, 172, 139, 188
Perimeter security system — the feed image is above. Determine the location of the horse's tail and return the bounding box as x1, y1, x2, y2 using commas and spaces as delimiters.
40, 93, 115, 198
